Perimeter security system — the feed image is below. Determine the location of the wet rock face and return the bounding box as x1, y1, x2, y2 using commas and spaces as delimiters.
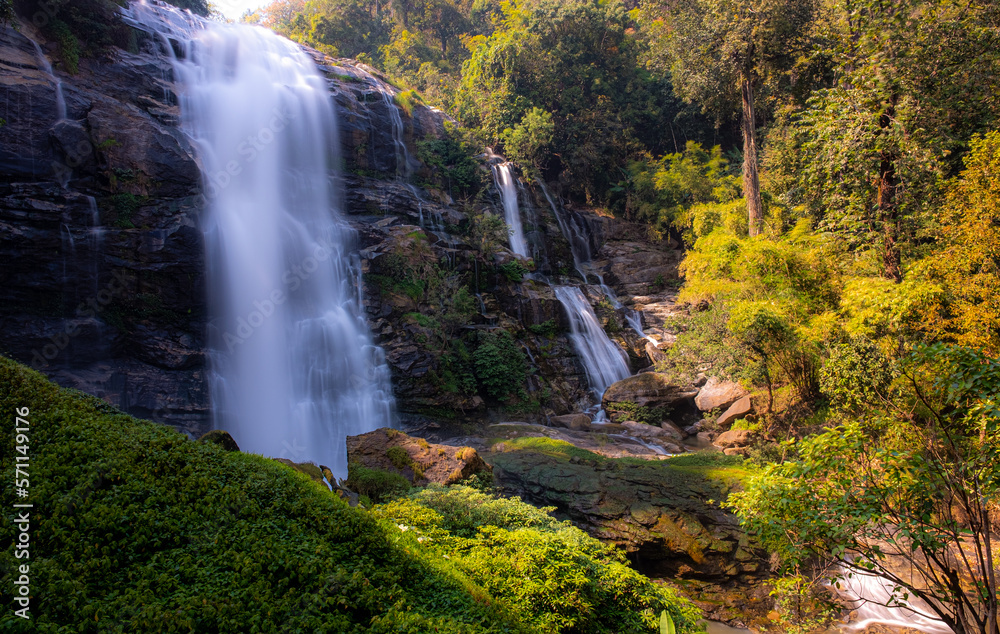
0, 24, 209, 435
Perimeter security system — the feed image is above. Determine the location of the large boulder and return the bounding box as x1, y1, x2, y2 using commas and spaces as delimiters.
602, 372, 699, 412
717, 396, 753, 428
549, 414, 592, 431
489, 440, 765, 582
695, 377, 748, 412
346, 428, 491, 486
714, 428, 754, 449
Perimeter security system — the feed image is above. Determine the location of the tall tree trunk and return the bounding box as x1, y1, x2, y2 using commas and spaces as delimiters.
877, 96, 902, 282
741, 75, 764, 237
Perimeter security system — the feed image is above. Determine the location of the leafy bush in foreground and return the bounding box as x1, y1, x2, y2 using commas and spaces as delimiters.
0, 357, 523, 633
374, 486, 703, 634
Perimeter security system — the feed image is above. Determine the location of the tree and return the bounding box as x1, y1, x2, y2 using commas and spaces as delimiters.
642, 0, 817, 236
729, 344, 1000, 634
794, 0, 1000, 281
913, 131, 1000, 354
458, 0, 694, 202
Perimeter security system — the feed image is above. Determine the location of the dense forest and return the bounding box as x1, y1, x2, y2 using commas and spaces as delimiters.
1, 0, 998, 631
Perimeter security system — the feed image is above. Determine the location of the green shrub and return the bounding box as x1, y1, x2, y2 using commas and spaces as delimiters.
374, 486, 703, 633
415, 122, 483, 197
498, 260, 529, 282
346, 462, 412, 503
473, 329, 527, 400
819, 338, 895, 412
528, 319, 559, 338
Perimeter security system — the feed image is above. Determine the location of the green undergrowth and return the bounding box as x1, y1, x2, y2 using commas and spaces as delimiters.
0, 357, 524, 633
373, 486, 703, 633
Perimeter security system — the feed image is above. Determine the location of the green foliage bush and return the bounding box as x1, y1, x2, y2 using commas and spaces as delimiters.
346, 462, 413, 502
374, 486, 703, 633
0, 357, 526, 633
527, 319, 558, 338
498, 259, 528, 282
501, 107, 554, 169
416, 122, 483, 197
818, 338, 894, 413
619, 142, 742, 242
473, 329, 527, 400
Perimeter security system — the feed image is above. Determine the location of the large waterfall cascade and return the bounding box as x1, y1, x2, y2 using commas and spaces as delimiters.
124, 1, 395, 475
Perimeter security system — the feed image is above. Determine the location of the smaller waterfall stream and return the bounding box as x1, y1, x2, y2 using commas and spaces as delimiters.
28, 39, 67, 121
378, 87, 412, 178
836, 570, 952, 633
554, 286, 631, 399
492, 163, 529, 257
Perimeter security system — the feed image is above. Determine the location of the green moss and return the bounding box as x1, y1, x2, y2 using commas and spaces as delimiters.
105, 192, 142, 228
606, 400, 670, 425
0, 356, 531, 633
386, 445, 412, 470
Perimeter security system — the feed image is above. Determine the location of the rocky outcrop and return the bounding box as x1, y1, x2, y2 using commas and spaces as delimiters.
0, 23, 209, 435
549, 413, 592, 431
0, 18, 602, 435
717, 396, 753, 428
347, 428, 491, 486
489, 441, 765, 581
695, 377, 748, 412
714, 428, 753, 449
602, 372, 699, 414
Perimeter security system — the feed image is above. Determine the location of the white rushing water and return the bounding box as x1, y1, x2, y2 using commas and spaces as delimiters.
836, 569, 952, 633
554, 286, 630, 399
492, 163, 529, 257
125, 1, 394, 474
28, 39, 67, 121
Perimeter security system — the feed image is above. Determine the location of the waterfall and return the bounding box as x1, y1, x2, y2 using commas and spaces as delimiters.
125, 1, 395, 475
491, 163, 529, 257
541, 181, 655, 346
554, 286, 630, 399
28, 39, 67, 121
378, 87, 411, 178
538, 180, 591, 281
836, 569, 952, 633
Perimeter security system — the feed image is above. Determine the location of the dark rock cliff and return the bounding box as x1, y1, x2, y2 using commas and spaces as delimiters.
0, 19, 639, 435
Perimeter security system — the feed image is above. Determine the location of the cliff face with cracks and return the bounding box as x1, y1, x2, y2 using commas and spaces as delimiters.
0, 17, 651, 436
